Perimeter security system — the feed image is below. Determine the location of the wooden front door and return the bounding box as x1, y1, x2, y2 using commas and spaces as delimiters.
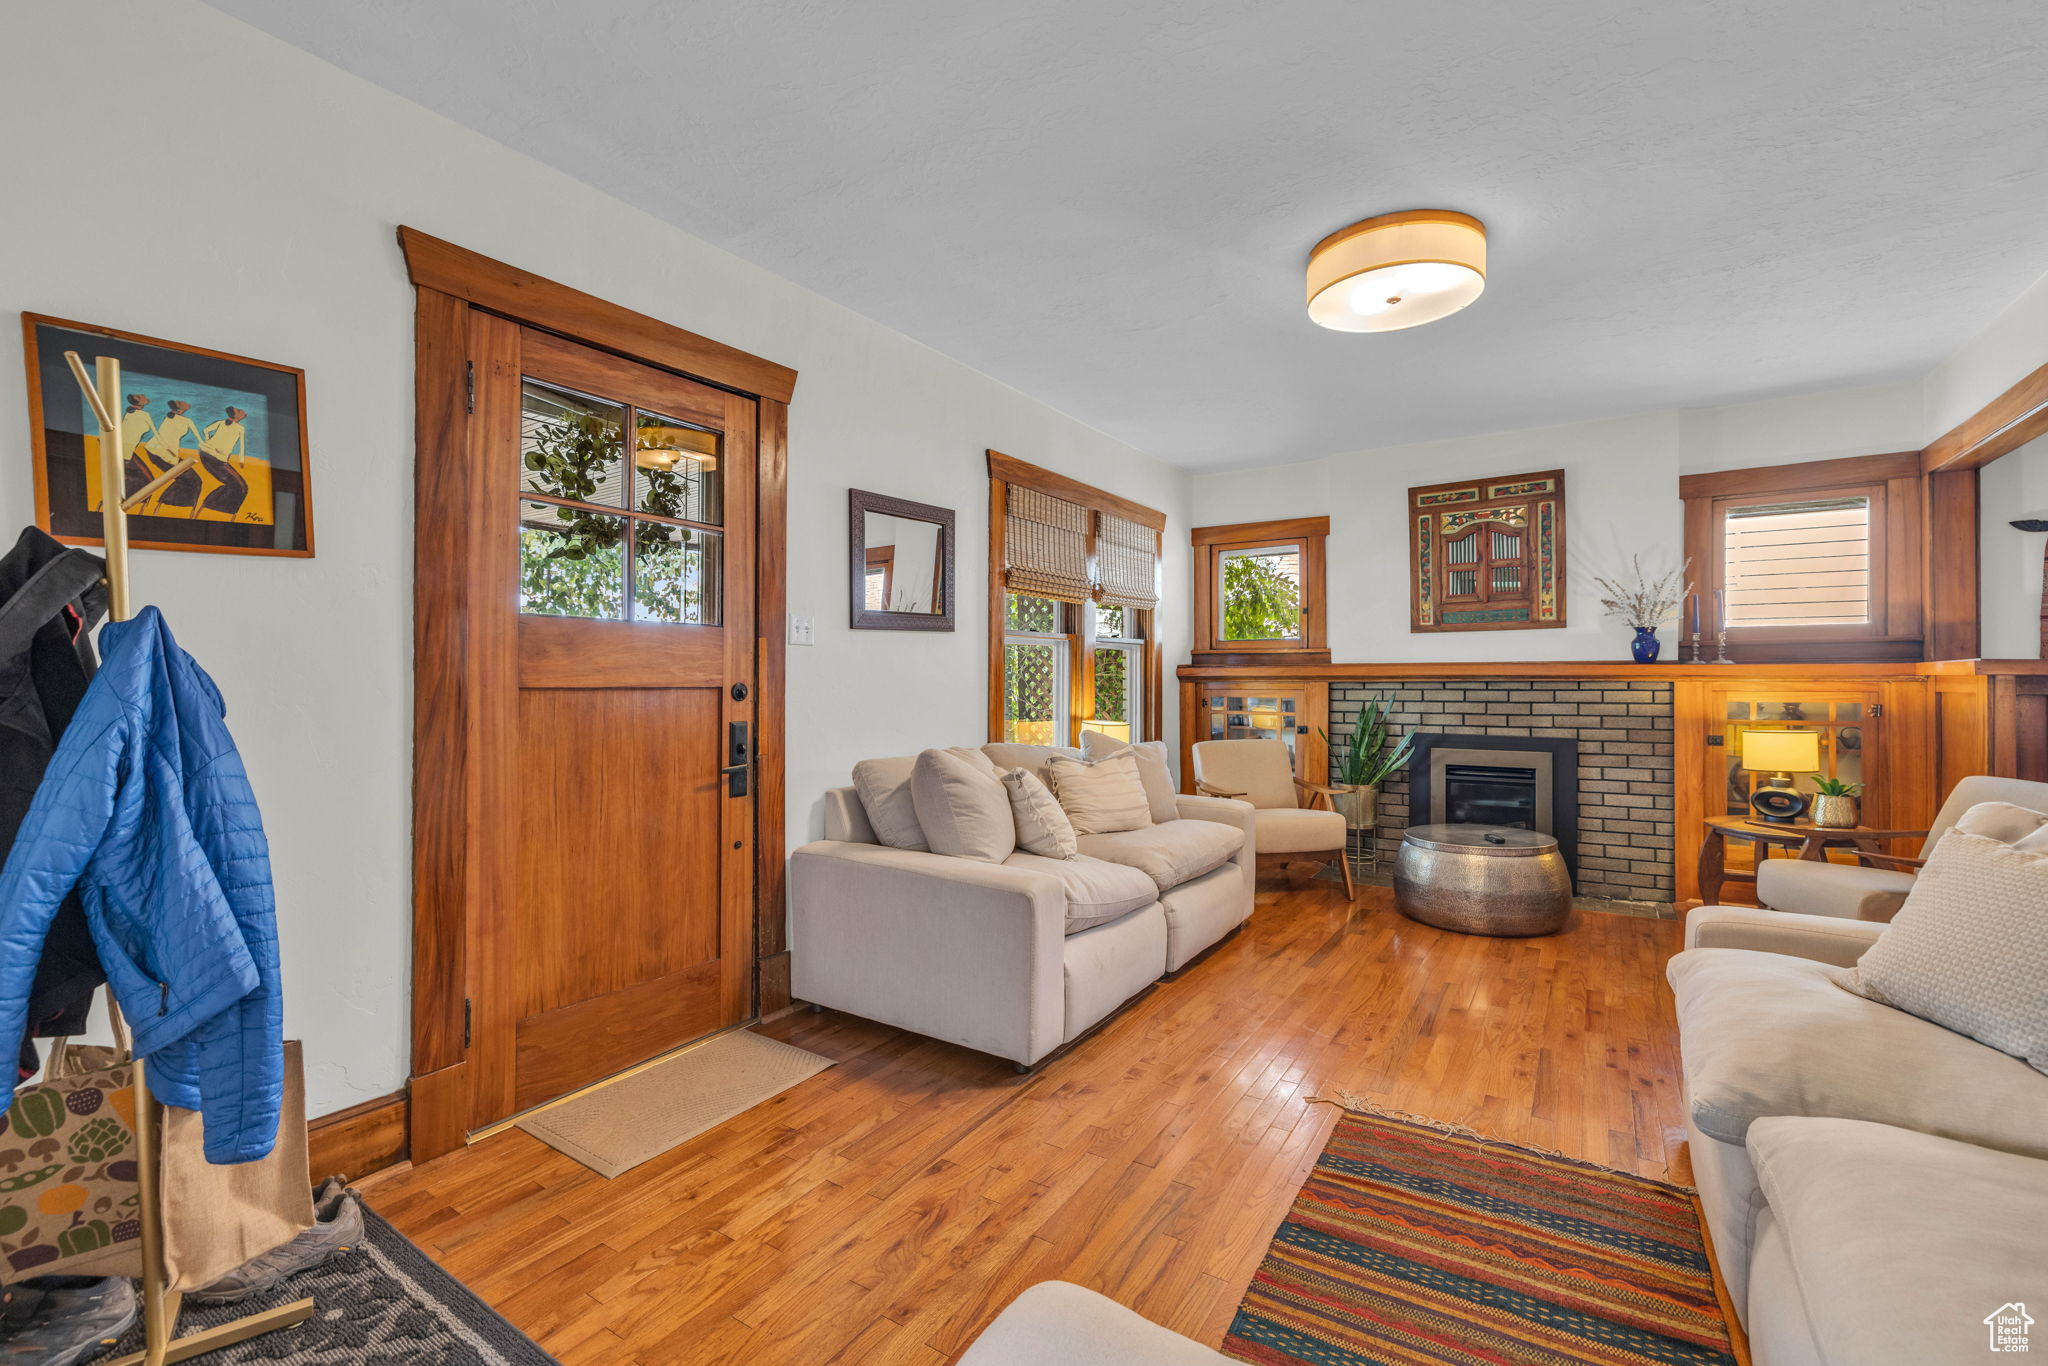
471, 322, 757, 1123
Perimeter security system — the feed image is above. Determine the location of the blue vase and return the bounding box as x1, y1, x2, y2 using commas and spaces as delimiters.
1631, 626, 1661, 664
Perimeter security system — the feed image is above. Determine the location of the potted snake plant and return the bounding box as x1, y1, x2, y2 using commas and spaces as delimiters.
1321, 697, 1415, 829
1809, 776, 1862, 829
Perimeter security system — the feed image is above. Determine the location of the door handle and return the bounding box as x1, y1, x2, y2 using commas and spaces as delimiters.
725, 721, 751, 798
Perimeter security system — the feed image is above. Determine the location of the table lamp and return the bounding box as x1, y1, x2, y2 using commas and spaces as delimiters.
1741, 729, 1822, 824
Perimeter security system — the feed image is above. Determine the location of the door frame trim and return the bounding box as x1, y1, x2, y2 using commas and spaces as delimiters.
400, 229, 796, 1161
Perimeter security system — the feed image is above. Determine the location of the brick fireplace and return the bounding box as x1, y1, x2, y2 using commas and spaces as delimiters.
1328, 679, 1676, 907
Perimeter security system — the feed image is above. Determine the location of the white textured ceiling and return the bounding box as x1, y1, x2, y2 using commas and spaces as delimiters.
204, 0, 2048, 470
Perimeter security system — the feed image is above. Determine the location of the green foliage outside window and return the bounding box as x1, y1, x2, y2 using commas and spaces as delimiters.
521, 514, 625, 619
1092, 648, 1128, 723
1006, 593, 1060, 632
1221, 554, 1301, 640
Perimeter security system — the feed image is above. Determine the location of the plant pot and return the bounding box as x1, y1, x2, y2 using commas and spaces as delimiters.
1630, 626, 1661, 664
1810, 794, 1859, 829
1331, 785, 1379, 829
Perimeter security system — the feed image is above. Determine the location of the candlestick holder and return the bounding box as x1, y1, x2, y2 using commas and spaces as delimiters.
1712, 627, 1733, 664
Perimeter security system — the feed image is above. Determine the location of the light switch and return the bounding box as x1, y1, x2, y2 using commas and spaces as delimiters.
788, 613, 816, 646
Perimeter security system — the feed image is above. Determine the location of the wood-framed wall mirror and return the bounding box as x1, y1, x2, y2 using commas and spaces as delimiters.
850, 488, 955, 631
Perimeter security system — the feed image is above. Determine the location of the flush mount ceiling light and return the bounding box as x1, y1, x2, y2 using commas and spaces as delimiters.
1306, 209, 1487, 332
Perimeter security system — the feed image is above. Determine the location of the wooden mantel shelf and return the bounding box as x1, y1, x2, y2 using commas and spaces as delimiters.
1175, 658, 2042, 683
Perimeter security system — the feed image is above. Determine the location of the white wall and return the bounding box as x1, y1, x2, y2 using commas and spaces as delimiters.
1674, 380, 1926, 475
1191, 380, 1933, 663
1980, 436, 2048, 659
0, 1, 1189, 1117
1928, 268, 2048, 661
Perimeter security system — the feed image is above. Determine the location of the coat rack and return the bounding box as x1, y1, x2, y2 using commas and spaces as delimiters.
61, 351, 314, 1364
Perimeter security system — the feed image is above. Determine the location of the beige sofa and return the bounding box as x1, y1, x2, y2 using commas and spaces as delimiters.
791, 743, 1255, 1069
1671, 906, 2048, 1362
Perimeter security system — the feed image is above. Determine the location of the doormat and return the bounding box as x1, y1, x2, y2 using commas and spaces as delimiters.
1224, 1104, 1739, 1365
105, 1205, 557, 1364
518, 1030, 833, 1178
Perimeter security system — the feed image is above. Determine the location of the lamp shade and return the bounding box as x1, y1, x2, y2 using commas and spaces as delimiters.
1307, 210, 1487, 332
1740, 729, 1821, 774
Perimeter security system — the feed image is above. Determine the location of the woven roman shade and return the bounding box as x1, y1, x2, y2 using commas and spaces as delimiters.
1095, 512, 1160, 611
1004, 485, 1092, 604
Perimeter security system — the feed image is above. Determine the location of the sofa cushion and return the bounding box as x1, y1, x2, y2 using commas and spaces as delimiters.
1747, 1116, 2048, 1366
982, 742, 1082, 783
1079, 820, 1245, 893
1253, 806, 1345, 855
852, 755, 930, 851
1047, 751, 1153, 836
1080, 732, 1180, 824
912, 747, 1016, 864
1006, 852, 1156, 934
1157, 863, 1248, 972
1666, 947, 2048, 1156
1832, 828, 2048, 1074
1002, 768, 1078, 859
1755, 857, 1913, 921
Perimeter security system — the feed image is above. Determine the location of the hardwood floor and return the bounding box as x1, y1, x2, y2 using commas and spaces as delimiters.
363, 882, 1688, 1365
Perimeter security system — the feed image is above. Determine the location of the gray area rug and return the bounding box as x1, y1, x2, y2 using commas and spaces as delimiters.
104, 1206, 556, 1364
518, 1030, 833, 1178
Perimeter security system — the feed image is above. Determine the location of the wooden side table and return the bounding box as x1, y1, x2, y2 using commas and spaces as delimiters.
1696, 816, 1927, 906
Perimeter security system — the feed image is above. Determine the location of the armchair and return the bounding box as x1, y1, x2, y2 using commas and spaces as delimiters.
1756, 774, 2048, 920
1191, 738, 1354, 898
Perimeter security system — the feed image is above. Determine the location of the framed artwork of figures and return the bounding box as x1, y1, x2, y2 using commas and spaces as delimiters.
1408, 469, 1566, 632
22, 314, 314, 557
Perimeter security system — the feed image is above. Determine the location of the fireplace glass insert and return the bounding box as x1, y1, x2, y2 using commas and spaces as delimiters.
1442, 762, 1540, 829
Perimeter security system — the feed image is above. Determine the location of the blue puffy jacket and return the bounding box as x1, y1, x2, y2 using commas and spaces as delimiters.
0, 607, 282, 1162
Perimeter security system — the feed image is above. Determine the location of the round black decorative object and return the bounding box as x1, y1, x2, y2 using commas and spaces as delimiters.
1749, 786, 1810, 824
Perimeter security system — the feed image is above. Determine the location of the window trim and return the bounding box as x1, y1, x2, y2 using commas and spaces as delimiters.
1192, 517, 1329, 659
987, 452, 1166, 745
1680, 451, 1924, 662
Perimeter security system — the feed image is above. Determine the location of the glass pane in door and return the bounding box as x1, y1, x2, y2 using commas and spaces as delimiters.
519, 501, 625, 620
634, 409, 722, 525
630, 522, 723, 625
521, 380, 626, 506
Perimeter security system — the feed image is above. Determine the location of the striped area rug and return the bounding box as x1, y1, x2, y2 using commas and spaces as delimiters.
1224, 1107, 1739, 1366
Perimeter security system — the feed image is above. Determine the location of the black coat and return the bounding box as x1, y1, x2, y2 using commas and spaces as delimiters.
0, 526, 107, 1078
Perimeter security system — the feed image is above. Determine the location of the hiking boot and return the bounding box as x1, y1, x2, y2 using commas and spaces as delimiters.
0, 1276, 138, 1365
185, 1177, 364, 1305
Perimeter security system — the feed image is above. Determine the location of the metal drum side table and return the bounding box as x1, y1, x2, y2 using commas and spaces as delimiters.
1394, 824, 1572, 937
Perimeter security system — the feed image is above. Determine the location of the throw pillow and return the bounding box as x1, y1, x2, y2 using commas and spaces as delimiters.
910, 747, 1016, 864
851, 756, 927, 851
1045, 751, 1153, 836
1954, 800, 2048, 847
1002, 768, 1078, 859
1079, 732, 1180, 824
1832, 828, 2048, 1075
853, 746, 994, 851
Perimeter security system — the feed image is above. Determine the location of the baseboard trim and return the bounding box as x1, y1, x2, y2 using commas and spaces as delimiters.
309, 1088, 410, 1185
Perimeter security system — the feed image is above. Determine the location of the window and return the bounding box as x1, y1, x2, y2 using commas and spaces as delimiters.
989, 452, 1166, 745
517, 378, 723, 624
1680, 452, 1922, 661
1086, 603, 1142, 744
1192, 517, 1328, 657
1406, 472, 1565, 633
1722, 495, 1871, 627
1002, 593, 1071, 746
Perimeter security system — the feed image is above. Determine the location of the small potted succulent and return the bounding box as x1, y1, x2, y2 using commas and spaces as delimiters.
1809, 777, 1863, 829
1321, 696, 1415, 828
